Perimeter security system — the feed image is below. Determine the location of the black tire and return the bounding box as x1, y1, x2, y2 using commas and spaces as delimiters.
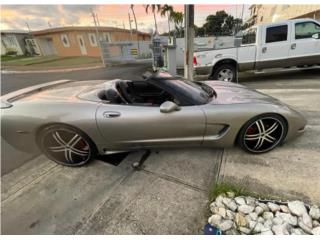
210, 64, 237, 82
237, 114, 288, 154
37, 124, 97, 166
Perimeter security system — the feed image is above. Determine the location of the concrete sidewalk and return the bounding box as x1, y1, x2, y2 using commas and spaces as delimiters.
1, 148, 222, 234
220, 87, 320, 205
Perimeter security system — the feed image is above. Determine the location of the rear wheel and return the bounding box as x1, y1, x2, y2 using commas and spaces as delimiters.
238, 114, 287, 154
38, 125, 96, 166
211, 64, 236, 82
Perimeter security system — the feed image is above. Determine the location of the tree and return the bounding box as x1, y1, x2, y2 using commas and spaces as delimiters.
170, 11, 183, 37
195, 25, 205, 37
160, 4, 174, 36
130, 5, 140, 55
202, 10, 243, 36
145, 4, 161, 34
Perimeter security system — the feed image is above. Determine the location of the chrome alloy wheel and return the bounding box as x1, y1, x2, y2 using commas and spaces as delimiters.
217, 68, 234, 82
42, 128, 91, 166
243, 117, 284, 153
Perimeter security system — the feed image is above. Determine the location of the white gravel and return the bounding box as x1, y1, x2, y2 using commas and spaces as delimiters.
208, 193, 320, 235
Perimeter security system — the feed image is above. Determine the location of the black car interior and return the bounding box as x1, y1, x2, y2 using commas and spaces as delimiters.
98, 80, 176, 106
97, 88, 123, 104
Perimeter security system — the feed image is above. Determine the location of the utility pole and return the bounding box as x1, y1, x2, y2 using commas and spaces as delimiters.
92, 11, 105, 66
184, 5, 194, 80
128, 13, 133, 41
25, 21, 31, 33
95, 13, 101, 26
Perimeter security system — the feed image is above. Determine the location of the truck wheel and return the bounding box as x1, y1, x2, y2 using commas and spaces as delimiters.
211, 64, 236, 82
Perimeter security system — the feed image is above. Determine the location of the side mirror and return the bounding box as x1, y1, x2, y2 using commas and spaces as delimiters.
160, 101, 181, 113
312, 33, 320, 39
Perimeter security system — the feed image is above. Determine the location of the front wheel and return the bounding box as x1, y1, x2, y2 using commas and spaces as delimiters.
238, 114, 287, 154
210, 64, 236, 82
38, 125, 96, 166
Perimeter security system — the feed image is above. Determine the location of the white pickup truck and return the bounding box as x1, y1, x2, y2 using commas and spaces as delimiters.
194, 18, 320, 82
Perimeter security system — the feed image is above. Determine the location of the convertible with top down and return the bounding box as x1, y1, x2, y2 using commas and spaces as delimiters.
1, 72, 306, 166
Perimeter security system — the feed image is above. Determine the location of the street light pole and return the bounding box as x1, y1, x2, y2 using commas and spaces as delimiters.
92, 11, 105, 66
184, 4, 194, 80
128, 13, 133, 41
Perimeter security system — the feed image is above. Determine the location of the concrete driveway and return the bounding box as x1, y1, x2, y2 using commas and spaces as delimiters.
2, 149, 222, 234
1, 68, 320, 234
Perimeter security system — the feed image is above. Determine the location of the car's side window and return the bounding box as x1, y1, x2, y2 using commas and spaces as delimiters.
242, 28, 257, 45
295, 22, 320, 39
265, 25, 288, 43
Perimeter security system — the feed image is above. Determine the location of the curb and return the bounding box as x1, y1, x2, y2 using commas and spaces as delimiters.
1, 65, 104, 74
1, 59, 153, 75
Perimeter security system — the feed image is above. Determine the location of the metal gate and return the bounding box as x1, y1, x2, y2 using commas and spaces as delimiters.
100, 40, 152, 64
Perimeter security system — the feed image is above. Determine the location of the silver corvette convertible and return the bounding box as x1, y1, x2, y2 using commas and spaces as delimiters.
1, 73, 306, 166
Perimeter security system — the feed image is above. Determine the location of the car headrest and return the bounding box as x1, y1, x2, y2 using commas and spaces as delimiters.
98, 89, 122, 104
105, 89, 122, 104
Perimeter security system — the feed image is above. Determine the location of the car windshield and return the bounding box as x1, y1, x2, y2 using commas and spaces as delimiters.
161, 79, 213, 105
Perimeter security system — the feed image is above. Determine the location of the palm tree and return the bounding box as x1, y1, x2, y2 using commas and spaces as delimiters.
130, 4, 140, 56
171, 11, 183, 37
160, 5, 174, 35
145, 4, 161, 34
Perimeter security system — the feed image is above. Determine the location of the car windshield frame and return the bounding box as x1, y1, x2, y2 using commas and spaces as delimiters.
147, 77, 213, 106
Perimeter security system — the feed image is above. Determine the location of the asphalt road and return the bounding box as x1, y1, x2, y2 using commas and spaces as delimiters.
1, 63, 152, 95
2, 65, 320, 95
239, 67, 320, 89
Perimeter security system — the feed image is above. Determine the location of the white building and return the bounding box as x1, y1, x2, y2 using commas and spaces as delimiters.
1, 30, 30, 55
247, 5, 320, 26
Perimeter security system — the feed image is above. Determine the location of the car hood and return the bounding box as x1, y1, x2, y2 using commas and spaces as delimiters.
204, 81, 283, 105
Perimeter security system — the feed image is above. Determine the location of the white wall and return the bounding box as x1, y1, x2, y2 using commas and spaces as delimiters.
100, 41, 152, 62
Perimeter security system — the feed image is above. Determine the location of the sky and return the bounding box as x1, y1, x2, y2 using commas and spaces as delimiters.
0, 4, 250, 33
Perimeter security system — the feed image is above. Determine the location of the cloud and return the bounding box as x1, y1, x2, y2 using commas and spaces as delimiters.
1, 4, 250, 33
1, 5, 97, 30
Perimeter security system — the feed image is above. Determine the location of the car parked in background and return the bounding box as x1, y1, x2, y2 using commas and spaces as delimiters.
194, 18, 320, 81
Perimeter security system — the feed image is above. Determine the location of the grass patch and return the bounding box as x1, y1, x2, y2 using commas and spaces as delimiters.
208, 181, 267, 202
1, 55, 29, 62
31, 56, 101, 67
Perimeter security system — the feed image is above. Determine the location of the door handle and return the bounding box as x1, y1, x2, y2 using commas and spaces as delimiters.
103, 111, 121, 118
262, 47, 267, 53
291, 43, 296, 50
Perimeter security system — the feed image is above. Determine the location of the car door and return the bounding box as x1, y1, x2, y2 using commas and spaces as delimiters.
238, 27, 257, 71
96, 103, 206, 150
288, 20, 320, 65
256, 23, 291, 69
